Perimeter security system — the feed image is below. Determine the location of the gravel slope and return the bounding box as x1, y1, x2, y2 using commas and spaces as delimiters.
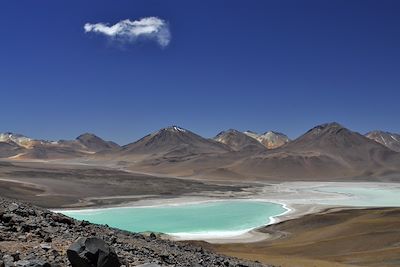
0, 197, 269, 267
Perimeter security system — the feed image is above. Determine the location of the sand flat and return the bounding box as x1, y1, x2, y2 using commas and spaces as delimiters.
212, 207, 400, 267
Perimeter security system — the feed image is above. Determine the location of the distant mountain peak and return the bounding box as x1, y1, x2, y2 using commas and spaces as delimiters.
289, 122, 394, 154
0, 132, 34, 148
325, 122, 342, 127
366, 130, 400, 152
214, 129, 265, 152
306, 122, 345, 136
367, 130, 398, 137
122, 126, 229, 156
0, 132, 30, 140
316, 122, 343, 129
76, 133, 119, 152
162, 126, 187, 133
76, 132, 97, 140
214, 129, 242, 140
216, 129, 241, 136
244, 130, 290, 149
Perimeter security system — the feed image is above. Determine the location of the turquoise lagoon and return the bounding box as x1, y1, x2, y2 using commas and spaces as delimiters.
61, 201, 287, 237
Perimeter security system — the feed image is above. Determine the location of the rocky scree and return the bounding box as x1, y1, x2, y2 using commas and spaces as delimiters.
0, 197, 269, 267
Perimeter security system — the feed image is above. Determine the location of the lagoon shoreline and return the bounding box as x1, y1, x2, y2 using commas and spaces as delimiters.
2, 160, 399, 245
52, 181, 400, 244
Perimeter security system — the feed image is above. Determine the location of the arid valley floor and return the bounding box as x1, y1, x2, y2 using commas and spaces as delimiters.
1, 123, 400, 266
1, 159, 400, 266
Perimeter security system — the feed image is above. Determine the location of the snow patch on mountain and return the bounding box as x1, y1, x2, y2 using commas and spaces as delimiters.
244, 130, 290, 149
0, 133, 33, 148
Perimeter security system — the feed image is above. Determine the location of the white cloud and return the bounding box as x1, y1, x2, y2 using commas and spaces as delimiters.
84, 17, 171, 47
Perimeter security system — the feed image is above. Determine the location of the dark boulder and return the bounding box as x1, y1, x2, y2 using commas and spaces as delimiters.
149, 233, 157, 240
51, 214, 73, 225
67, 237, 120, 267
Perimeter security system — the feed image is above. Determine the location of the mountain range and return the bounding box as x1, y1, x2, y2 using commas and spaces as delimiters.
0, 132, 120, 159
229, 123, 400, 180
1, 123, 400, 181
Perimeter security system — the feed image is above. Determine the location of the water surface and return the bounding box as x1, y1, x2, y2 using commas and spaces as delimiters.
61, 200, 286, 237
315, 185, 400, 207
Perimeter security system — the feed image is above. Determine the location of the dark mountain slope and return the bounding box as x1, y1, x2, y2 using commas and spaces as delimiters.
120, 126, 230, 157
228, 123, 400, 180
76, 133, 120, 152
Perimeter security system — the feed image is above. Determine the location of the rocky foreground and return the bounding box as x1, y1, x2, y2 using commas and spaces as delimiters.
0, 197, 268, 267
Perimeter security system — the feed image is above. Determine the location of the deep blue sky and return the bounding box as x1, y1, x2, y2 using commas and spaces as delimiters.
1, 0, 399, 145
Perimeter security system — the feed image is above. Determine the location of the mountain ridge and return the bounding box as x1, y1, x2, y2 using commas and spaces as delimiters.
229, 122, 400, 179
0, 132, 119, 159
244, 130, 290, 149
365, 130, 400, 152
120, 126, 230, 156
1, 123, 399, 181
214, 129, 266, 152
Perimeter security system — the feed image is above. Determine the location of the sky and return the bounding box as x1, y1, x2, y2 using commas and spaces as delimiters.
0, 0, 399, 145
